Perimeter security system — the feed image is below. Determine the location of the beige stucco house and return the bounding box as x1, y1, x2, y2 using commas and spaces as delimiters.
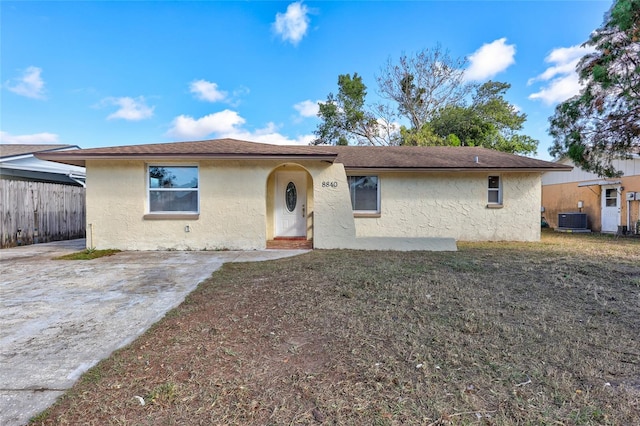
38, 138, 571, 251
542, 156, 640, 234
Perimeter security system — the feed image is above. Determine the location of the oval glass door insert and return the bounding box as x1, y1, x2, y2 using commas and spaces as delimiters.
285, 182, 297, 212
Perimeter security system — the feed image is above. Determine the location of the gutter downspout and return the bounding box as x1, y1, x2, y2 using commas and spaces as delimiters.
68, 173, 86, 188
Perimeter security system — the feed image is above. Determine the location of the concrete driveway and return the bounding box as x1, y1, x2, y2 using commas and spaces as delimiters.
0, 239, 307, 426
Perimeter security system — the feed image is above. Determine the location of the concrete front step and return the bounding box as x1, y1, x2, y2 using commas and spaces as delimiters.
267, 238, 313, 250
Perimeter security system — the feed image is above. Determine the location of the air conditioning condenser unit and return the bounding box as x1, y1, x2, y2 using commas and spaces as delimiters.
558, 212, 588, 229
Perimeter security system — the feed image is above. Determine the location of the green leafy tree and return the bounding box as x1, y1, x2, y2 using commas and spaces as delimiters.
429, 106, 489, 147
314, 73, 394, 145
315, 48, 538, 154
399, 124, 446, 146
427, 81, 538, 154
549, 0, 640, 177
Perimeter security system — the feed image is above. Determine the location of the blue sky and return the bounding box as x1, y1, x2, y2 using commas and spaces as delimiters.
1, 1, 612, 160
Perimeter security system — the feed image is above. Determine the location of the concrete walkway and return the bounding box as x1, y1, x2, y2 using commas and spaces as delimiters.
0, 240, 308, 426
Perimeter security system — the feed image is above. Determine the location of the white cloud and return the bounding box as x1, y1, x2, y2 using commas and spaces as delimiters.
166, 110, 313, 145
0, 131, 59, 144
528, 44, 596, 105
5, 66, 46, 99
166, 110, 246, 139
189, 79, 228, 102
103, 96, 154, 121
465, 38, 516, 81
273, 1, 310, 45
294, 99, 320, 118
233, 86, 250, 99
223, 122, 315, 145
528, 73, 582, 106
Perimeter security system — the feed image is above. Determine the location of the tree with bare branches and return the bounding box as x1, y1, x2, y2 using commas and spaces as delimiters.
376, 46, 477, 130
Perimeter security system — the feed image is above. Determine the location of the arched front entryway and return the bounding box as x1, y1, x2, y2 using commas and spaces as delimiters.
266, 164, 313, 249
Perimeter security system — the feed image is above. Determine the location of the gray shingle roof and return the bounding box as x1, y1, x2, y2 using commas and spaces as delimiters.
35, 138, 572, 171
0, 144, 78, 159
332, 145, 569, 170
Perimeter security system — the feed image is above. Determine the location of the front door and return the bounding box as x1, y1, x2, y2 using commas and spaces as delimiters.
275, 171, 307, 237
601, 186, 621, 233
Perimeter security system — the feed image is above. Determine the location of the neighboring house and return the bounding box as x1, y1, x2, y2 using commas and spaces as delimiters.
0, 144, 86, 248
0, 144, 86, 186
542, 156, 640, 233
37, 138, 571, 251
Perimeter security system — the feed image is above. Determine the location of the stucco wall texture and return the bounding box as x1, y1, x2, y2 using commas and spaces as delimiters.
86, 160, 541, 250
354, 172, 541, 242
86, 159, 356, 250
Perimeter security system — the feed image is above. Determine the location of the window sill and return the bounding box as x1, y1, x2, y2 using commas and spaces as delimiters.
143, 213, 200, 220
486, 204, 504, 209
354, 212, 381, 218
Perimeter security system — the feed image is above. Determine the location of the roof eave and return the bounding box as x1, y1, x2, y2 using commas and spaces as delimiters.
35, 152, 339, 167
0, 145, 81, 160
577, 179, 623, 187
343, 166, 574, 173
34, 154, 86, 167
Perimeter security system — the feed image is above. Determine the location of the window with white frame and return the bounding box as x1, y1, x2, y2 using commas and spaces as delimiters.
148, 166, 199, 213
604, 188, 617, 207
348, 175, 380, 213
488, 175, 502, 204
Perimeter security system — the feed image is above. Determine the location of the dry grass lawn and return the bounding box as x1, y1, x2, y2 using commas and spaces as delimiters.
32, 231, 639, 425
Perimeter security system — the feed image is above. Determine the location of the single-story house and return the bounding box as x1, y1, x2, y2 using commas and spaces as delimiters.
37, 138, 571, 251
542, 156, 640, 233
1, 144, 86, 247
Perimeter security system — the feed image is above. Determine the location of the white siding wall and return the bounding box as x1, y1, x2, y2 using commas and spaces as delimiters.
542, 158, 640, 185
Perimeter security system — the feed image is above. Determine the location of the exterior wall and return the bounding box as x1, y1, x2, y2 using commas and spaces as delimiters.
542, 158, 640, 232
542, 157, 639, 186
541, 183, 601, 230
626, 176, 640, 232
86, 159, 358, 250
306, 175, 314, 241
87, 159, 275, 250
541, 176, 640, 232
307, 162, 357, 249
265, 172, 276, 240
86, 159, 543, 250
353, 172, 542, 242
629, 177, 640, 233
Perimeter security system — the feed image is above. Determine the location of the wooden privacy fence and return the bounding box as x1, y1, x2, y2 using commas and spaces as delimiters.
0, 179, 86, 248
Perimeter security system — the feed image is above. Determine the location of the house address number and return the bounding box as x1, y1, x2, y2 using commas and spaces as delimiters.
322, 181, 338, 188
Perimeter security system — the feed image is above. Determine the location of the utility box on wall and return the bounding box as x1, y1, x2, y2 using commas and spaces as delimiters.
626, 192, 636, 201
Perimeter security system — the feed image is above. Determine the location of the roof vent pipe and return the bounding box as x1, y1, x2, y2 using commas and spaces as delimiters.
474, 156, 479, 164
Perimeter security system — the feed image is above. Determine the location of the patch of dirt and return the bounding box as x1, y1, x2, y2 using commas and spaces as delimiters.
32, 232, 640, 425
